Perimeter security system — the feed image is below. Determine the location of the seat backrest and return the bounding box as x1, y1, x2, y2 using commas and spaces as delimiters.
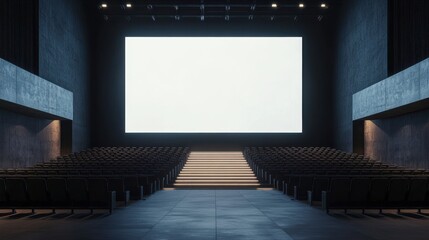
124, 176, 139, 192
46, 178, 68, 203
87, 178, 108, 203
108, 178, 124, 193
350, 178, 371, 202
329, 178, 350, 202
67, 178, 88, 202
26, 178, 48, 202
388, 178, 409, 202
299, 177, 314, 190
313, 177, 330, 192
407, 178, 427, 202
5, 178, 28, 204
0, 179, 7, 203
369, 178, 390, 202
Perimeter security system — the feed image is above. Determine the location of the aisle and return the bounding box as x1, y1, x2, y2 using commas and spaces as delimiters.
1, 190, 429, 240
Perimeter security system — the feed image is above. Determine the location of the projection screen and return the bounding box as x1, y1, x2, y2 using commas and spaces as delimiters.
125, 37, 302, 133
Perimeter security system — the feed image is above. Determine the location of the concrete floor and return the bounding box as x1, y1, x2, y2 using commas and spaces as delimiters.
1, 189, 429, 240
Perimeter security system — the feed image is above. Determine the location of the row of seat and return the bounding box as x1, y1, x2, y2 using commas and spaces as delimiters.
0, 147, 190, 213
244, 147, 429, 213
0, 177, 116, 214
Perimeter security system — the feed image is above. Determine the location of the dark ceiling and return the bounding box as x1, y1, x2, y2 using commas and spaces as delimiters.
93, 0, 336, 22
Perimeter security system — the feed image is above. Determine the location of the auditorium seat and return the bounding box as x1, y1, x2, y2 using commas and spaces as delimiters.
307, 177, 330, 205
368, 178, 390, 211
0, 179, 7, 208
5, 178, 27, 212
293, 176, 314, 200
67, 178, 89, 213
107, 178, 130, 205
87, 178, 116, 214
322, 178, 350, 213
387, 178, 409, 212
349, 178, 370, 212
26, 178, 49, 212
407, 178, 427, 211
124, 177, 144, 200
46, 178, 70, 212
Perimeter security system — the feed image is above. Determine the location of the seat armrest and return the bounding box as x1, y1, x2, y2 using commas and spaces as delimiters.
110, 191, 116, 214
307, 191, 313, 205
322, 191, 329, 212
124, 190, 130, 206
139, 186, 144, 200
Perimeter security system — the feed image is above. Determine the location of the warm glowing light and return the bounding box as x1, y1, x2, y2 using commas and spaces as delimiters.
126, 3, 132, 8
299, 3, 305, 8
271, 3, 278, 8
101, 3, 107, 8
321, 3, 327, 8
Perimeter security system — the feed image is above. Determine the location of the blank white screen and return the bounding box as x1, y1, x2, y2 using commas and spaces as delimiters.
125, 37, 302, 133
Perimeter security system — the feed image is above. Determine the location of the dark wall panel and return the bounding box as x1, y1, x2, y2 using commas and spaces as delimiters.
364, 109, 429, 169
92, 19, 335, 149
389, 0, 429, 75
333, 0, 388, 152
0, 0, 38, 74
39, 0, 92, 152
0, 109, 60, 168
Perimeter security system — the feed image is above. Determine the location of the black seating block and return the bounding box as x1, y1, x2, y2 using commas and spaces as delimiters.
311, 177, 330, 202
67, 178, 89, 208
108, 178, 129, 202
294, 176, 314, 200
407, 178, 427, 207
0, 179, 7, 207
349, 178, 371, 208
124, 177, 143, 200
387, 178, 409, 207
368, 178, 390, 208
26, 178, 49, 207
5, 178, 28, 207
47, 178, 70, 207
87, 178, 116, 212
323, 178, 351, 210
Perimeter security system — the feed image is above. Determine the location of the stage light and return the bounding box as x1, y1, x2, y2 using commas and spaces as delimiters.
299, 3, 305, 8
101, 3, 107, 8
126, 3, 132, 8
321, 3, 327, 8
271, 3, 278, 8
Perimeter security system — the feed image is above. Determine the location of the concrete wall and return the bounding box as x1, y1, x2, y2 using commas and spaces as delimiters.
0, 0, 92, 168
0, 109, 60, 168
364, 109, 429, 169
39, 0, 91, 152
333, 0, 388, 152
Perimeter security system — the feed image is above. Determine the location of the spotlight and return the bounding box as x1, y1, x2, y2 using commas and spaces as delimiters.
271, 3, 277, 8
299, 3, 305, 8
101, 3, 107, 8
321, 3, 327, 8
126, 3, 132, 8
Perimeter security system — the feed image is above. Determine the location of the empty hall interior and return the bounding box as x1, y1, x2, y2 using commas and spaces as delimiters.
0, 0, 429, 239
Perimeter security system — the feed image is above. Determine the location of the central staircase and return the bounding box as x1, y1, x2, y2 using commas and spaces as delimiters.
173, 151, 261, 188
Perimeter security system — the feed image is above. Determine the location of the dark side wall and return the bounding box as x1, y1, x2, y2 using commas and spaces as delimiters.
39, 0, 92, 152
92, 19, 335, 150
334, 0, 429, 169
0, 0, 92, 168
333, 0, 388, 152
